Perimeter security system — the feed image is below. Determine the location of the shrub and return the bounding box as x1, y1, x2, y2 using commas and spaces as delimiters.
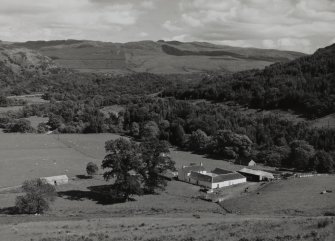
86, 162, 99, 176
317, 219, 332, 228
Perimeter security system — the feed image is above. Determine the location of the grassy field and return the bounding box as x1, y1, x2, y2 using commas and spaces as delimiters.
0, 133, 121, 187
312, 113, 335, 129
0, 106, 23, 114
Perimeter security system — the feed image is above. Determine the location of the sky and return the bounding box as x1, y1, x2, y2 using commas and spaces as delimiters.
0, 0, 335, 53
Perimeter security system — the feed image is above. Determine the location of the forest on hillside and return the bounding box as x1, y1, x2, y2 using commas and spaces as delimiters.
163, 44, 335, 118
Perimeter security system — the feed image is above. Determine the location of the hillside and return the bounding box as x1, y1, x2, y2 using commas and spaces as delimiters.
0, 44, 64, 94
164, 43, 335, 118
12, 40, 305, 74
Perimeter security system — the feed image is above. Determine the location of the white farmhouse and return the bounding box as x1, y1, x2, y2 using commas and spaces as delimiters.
178, 164, 246, 189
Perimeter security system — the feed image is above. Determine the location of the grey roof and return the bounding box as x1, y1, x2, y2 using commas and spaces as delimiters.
213, 173, 246, 183
212, 168, 233, 175
190, 171, 212, 182
190, 171, 246, 183
238, 168, 274, 178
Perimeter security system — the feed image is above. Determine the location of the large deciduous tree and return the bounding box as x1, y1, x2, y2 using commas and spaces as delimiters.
102, 138, 143, 200
139, 139, 175, 194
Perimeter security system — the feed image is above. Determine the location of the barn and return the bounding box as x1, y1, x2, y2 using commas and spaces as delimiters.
248, 160, 256, 167
179, 165, 246, 189
178, 163, 206, 182
238, 168, 274, 182
40, 175, 69, 186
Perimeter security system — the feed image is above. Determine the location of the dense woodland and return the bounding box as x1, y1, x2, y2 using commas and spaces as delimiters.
0, 44, 335, 173
163, 44, 335, 118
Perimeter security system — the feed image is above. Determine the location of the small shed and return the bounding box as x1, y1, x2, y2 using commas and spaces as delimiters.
40, 175, 69, 186
248, 160, 256, 167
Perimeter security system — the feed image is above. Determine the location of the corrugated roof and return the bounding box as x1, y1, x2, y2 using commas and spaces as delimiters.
213, 173, 246, 183
212, 168, 233, 175
190, 171, 245, 183
238, 168, 274, 178
190, 171, 212, 182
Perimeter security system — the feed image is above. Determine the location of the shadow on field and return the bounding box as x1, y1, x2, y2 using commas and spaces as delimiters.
75, 175, 93, 179
58, 184, 131, 205
0, 206, 17, 215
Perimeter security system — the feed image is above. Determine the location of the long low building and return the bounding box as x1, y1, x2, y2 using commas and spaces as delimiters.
40, 175, 69, 186
178, 164, 246, 189
238, 168, 274, 181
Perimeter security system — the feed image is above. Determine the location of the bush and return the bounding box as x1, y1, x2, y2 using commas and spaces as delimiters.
15, 178, 56, 214
86, 162, 99, 176
317, 219, 332, 228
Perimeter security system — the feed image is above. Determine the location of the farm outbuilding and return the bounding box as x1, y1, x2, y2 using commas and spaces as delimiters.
238, 168, 274, 182
179, 165, 246, 189
248, 160, 256, 166
40, 175, 69, 186
178, 163, 206, 182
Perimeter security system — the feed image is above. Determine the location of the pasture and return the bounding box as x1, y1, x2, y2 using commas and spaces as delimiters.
0, 133, 121, 187
222, 175, 335, 216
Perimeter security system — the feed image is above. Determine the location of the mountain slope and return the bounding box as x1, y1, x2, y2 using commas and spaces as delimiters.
163, 43, 335, 118
0, 44, 64, 94
12, 40, 305, 74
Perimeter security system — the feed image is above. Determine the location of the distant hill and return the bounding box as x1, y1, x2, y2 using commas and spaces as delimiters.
11, 40, 305, 74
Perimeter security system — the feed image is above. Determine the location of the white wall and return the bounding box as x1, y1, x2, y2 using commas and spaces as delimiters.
211, 178, 246, 189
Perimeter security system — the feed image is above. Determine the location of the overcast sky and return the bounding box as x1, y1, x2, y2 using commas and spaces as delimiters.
0, 0, 334, 53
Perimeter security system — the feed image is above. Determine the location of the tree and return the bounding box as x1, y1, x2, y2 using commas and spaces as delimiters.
130, 122, 140, 137
214, 130, 252, 160
188, 129, 209, 152
170, 124, 185, 146
37, 122, 49, 133
289, 140, 315, 170
142, 121, 160, 140
102, 138, 143, 200
8, 119, 34, 133
139, 139, 176, 193
15, 179, 56, 214
47, 114, 63, 130
310, 150, 335, 173
86, 162, 99, 176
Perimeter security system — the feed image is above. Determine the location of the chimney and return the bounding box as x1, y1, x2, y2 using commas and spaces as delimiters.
200, 162, 203, 166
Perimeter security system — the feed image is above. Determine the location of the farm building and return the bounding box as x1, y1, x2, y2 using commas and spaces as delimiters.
248, 160, 256, 166
178, 163, 206, 181
179, 165, 246, 189
238, 168, 274, 182
40, 175, 69, 186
